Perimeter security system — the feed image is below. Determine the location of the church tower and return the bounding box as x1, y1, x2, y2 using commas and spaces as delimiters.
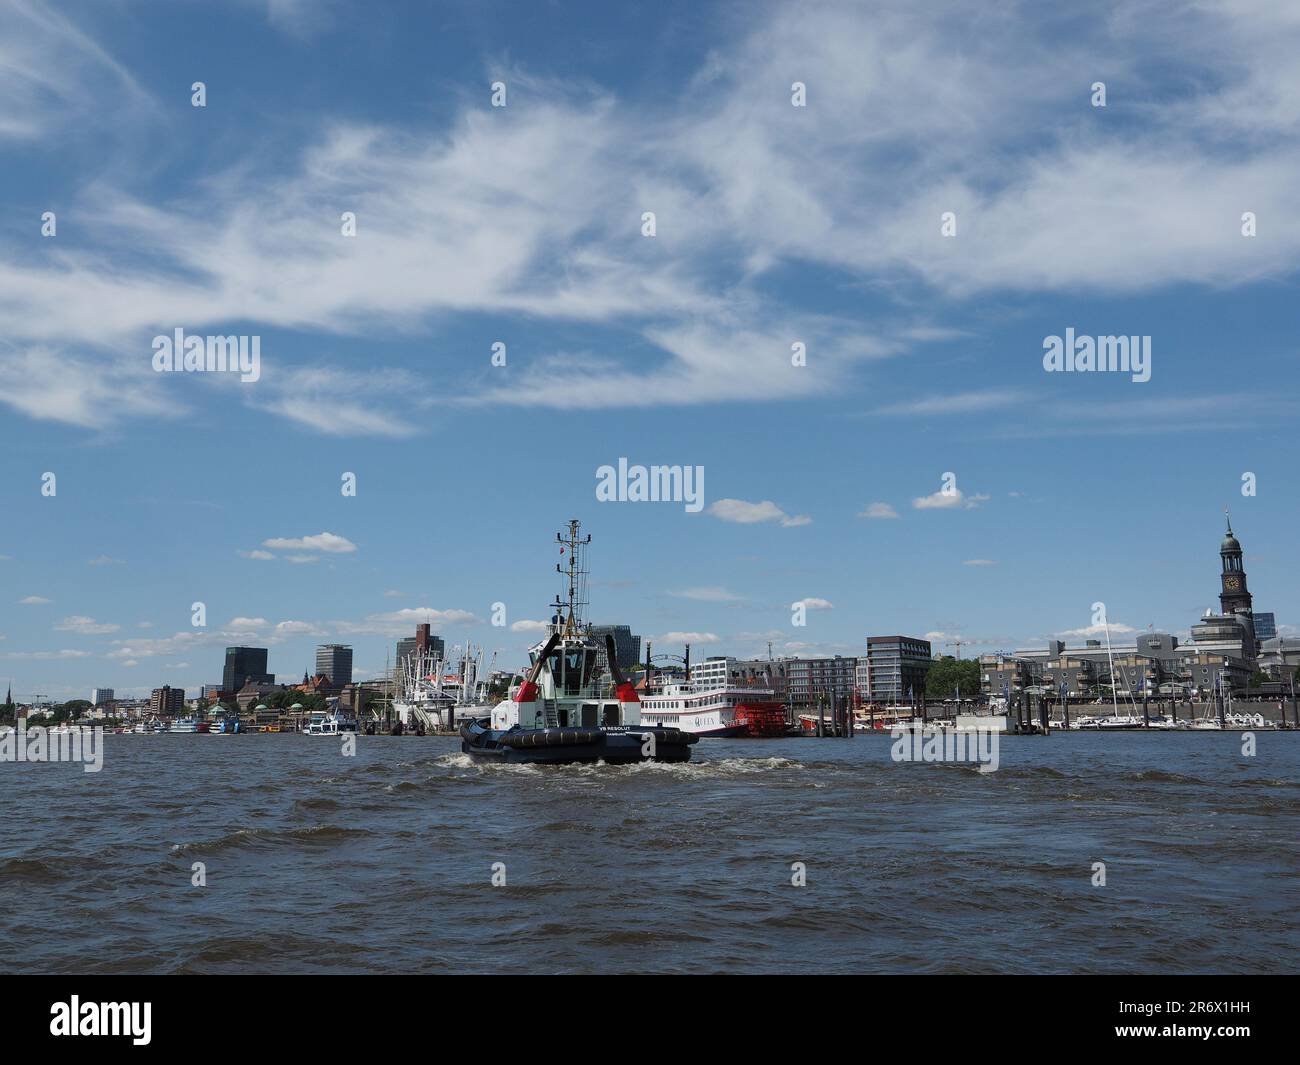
1218, 512, 1253, 616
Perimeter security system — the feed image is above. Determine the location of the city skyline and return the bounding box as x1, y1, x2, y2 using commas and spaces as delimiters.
1, 507, 1284, 701
3, 1, 1299, 698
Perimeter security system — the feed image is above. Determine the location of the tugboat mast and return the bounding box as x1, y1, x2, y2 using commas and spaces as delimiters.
553, 519, 591, 639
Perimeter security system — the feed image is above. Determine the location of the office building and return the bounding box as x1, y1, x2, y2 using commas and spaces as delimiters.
315, 644, 353, 686
223, 646, 272, 694
590, 624, 641, 669
150, 685, 185, 716
397, 624, 444, 672
730, 658, 789, 699
1258, 637, 1300, 680
91, 688, 114, 706
688, 656, 729, 688
865, 636, 933, 702
785, 656, 859, 707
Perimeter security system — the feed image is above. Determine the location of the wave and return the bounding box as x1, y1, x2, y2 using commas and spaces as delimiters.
169, 824, 367, 855
0, 856, 67, 884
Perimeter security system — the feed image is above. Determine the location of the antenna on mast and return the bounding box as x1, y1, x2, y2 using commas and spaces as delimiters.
552, 518, 591, 638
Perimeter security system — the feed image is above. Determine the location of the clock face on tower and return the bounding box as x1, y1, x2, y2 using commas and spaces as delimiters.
1224, 576, 1241, 591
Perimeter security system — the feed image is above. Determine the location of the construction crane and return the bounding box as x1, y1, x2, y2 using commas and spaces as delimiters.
944, 639, 967, 659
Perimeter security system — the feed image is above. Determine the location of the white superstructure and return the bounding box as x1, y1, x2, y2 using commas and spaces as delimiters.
640, 678, 785, 737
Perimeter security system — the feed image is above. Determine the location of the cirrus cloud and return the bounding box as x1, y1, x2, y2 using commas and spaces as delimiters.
53, 615, 120, 635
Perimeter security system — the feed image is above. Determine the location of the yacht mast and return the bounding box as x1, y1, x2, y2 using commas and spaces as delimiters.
1103, 615, 1120, 719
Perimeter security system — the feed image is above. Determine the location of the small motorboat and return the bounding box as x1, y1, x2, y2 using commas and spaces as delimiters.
303, 711, 343, 736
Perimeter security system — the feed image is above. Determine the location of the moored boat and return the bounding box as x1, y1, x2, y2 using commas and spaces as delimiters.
303, 710, 349, 735
640, 679, 785, 737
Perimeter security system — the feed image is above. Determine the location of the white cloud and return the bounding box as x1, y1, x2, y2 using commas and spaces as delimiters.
912, 488, 989, 510
332, 608, 482, 638
873, 390, 1030, 416
0, 0, 151, 141
18, 596, 51, 605
654, 631, 720, 645
53, 615, 120, 635
1055, 623, 1138, 639
858, 502, 899, 519
510, 619, 551, 633
0, 648, 91, 660
239, 549, 275, 561
107, 625, 271, 660
229, 617, 268, 629
707, 499, 810, 527
251, 366, 424, 437
260, 0, 338, 38
274, 620, 327, 637
261, 532, 357, 553
6, 1, 1300, 434
796, 598, 834, 610
669, 586, 742, 602
962, 559, 997, 566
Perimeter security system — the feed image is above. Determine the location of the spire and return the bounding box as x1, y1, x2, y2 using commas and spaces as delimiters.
1225, 506, 1233, 536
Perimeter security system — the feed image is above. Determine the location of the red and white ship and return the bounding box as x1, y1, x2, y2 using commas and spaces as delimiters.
639, 679, 787, 737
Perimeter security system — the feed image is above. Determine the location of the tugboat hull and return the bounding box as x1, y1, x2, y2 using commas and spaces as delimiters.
460, 719, 697, 765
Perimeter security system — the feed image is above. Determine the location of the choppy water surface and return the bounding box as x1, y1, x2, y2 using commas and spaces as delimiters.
1, 732, 1296, 973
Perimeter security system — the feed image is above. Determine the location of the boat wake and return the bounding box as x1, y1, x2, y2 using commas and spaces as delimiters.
430, 750, 803, 779
433, 752, 544, 775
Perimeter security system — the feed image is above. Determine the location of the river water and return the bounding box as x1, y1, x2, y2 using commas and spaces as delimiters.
1, 731, 1296, 973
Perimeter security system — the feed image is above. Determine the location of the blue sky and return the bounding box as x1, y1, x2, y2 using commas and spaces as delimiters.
2, 0, 1298, 699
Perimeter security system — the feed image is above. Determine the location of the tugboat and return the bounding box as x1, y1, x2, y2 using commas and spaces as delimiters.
461, 520, 698, 765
